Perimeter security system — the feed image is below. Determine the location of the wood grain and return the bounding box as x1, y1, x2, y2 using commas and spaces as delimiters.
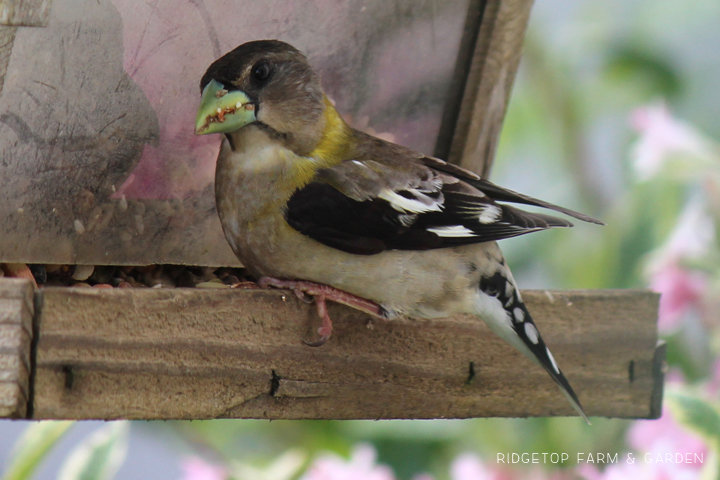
448, 0, 535, 177
30, 286, 661, 420
0, 26, 16, 95
0, 278, 34, 418
0, 0, 53, 27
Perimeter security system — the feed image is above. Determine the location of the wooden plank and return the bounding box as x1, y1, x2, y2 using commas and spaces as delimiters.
447, 0, 535, 177
0, 0, 53, 27
0, 26, 16, 95
0, 278, 34, 418
30, 287, 661, 420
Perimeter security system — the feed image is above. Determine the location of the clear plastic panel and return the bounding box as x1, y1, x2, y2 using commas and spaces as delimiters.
0, 0, 470, 265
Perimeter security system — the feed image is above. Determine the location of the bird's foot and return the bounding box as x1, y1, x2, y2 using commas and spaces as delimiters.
257, 277, 385, 346
303, 294, 333, 347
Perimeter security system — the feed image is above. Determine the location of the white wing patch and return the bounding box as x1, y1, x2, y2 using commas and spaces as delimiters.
397, 214, 418, 227
427, 225, 476, 237
478, 204, 502, 224
378, 189, 443, 214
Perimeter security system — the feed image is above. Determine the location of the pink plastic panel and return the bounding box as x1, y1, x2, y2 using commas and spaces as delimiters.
0, 0, 470, 266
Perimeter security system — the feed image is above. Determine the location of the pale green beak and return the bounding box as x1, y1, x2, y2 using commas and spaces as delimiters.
195, 79, 257, 135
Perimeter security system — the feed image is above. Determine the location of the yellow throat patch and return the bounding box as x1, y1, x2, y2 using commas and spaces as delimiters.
284, 96, 355, 192
309, 97, 354, 166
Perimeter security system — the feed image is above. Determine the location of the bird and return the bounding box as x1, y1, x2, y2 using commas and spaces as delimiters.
195, 39, 603, 423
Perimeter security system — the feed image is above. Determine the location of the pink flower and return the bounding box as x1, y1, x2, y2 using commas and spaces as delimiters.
645, 197, 713, 331
627, 408, 707, 462
630, 102, 712, 181
598, 405, 707, 480
450, 454, 562, 480
450, 454, 502, 480
581, 409, 704, 480
654, 197, 716, 262
300, 444, 396, 480
649, 263, 707, 331
180, 457, 228, 480
577, 460, 700, 480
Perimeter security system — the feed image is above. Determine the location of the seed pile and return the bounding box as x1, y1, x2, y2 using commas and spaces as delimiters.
0, 263, 255, 289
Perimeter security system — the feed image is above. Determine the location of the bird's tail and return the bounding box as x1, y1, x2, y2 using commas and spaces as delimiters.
475, 269, 589, 424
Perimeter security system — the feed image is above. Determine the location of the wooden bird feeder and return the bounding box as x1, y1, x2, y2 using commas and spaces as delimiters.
0, 0, 663, 421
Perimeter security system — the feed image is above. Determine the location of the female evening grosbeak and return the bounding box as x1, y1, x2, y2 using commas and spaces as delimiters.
195, 40, 603, 422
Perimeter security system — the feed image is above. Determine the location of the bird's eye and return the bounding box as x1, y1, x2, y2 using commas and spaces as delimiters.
252, 62, 272, 83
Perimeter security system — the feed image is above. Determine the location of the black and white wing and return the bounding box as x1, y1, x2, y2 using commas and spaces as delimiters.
283, 151, 601, 256
420, 156, 604, 226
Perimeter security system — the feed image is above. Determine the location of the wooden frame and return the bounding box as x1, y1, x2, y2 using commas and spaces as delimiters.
2, 279, 662, 420
444, 0, 535, 178
0, 279, 33, 418
0, 0, 53, 27
0, 0, 664, 421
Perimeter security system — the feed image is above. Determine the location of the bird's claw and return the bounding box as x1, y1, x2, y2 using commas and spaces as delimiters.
301, 294, 333, 346
302, 330, 331, 347
293, 288, 314, 303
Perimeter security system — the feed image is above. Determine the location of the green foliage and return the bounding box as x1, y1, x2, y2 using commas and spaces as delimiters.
230, 449, 306, 480
667, 391, 720, 479
605, 44, 683, 100
668, 392, 720, 449
1, 422, 74, 480
56, 422, 129, 480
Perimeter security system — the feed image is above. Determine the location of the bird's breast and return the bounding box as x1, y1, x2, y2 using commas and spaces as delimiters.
213, 128, 316, 276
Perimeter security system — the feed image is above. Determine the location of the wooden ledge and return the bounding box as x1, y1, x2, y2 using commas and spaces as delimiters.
0, 278, 662, 420
0, 278, 34, 418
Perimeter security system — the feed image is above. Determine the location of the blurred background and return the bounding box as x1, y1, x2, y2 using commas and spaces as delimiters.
3, 0, 720, 478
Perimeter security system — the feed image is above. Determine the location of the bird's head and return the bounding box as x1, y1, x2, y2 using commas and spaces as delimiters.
195, 40, 329, 155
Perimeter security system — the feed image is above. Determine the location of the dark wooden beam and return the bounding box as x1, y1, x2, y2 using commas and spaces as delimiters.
447, 0, 535, 177
11, 282, 661, 420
